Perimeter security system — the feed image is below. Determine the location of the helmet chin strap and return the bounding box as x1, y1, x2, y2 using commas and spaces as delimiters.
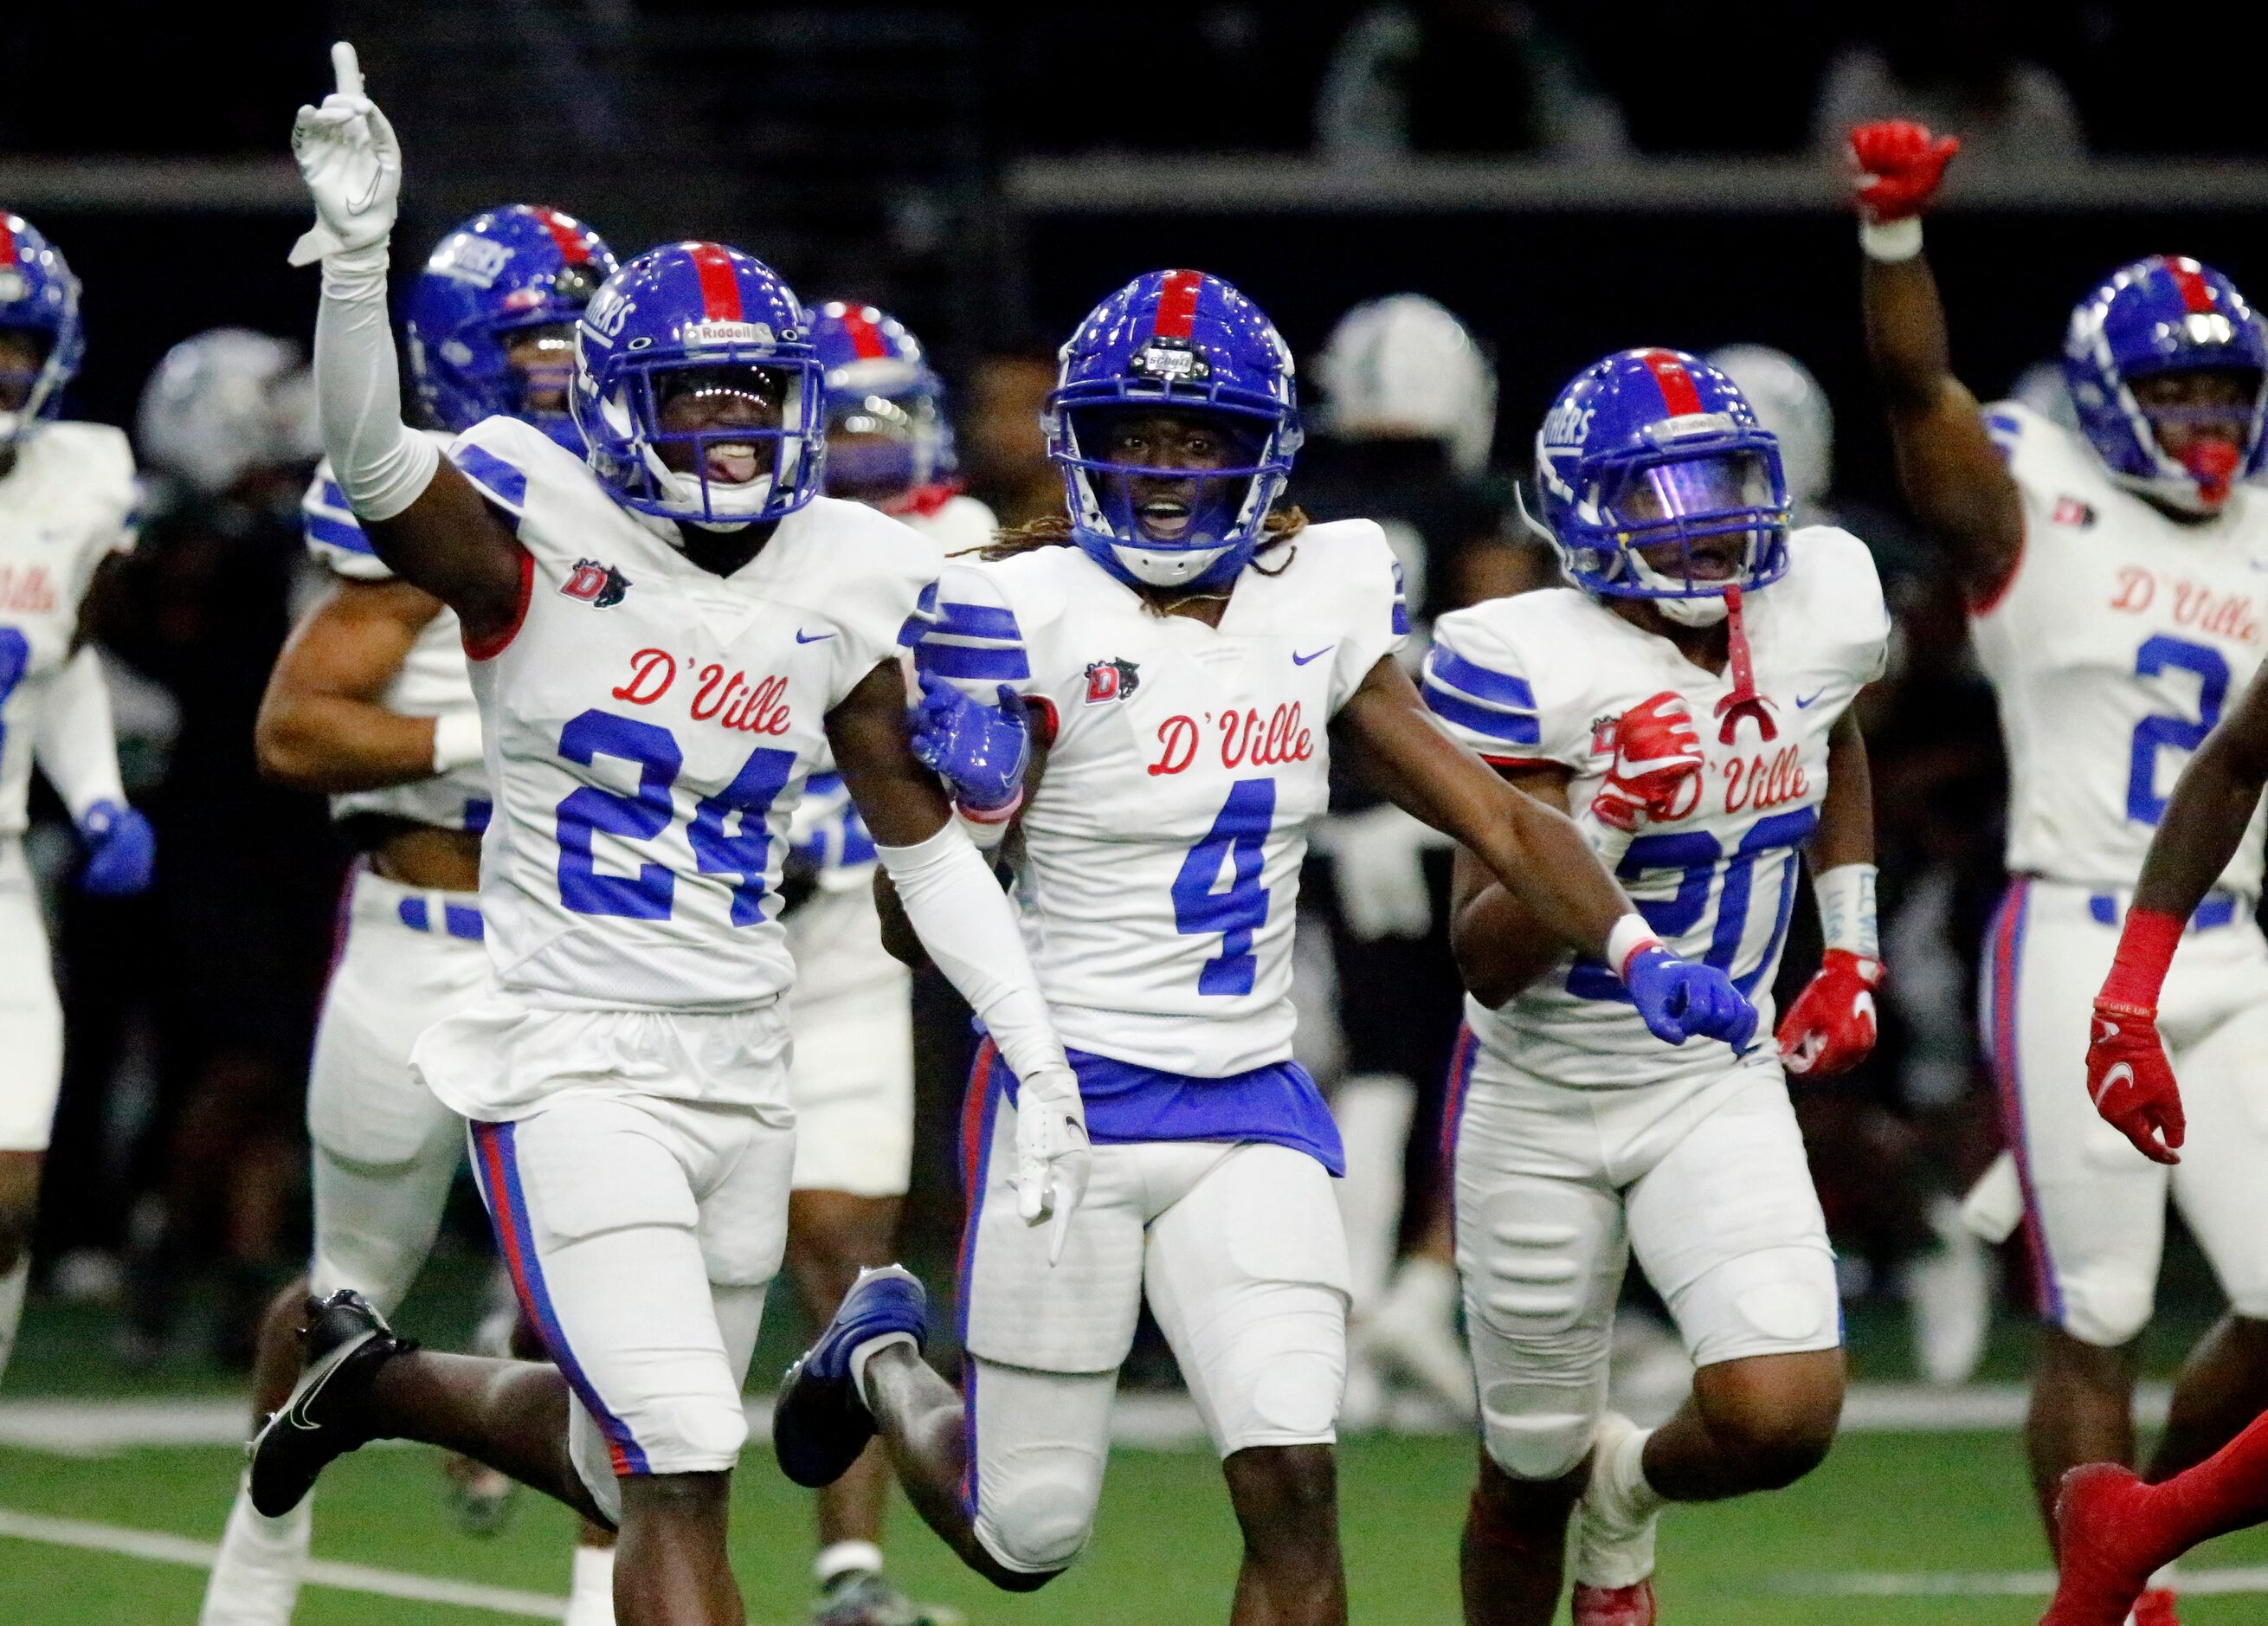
1712, 584, 1777, 745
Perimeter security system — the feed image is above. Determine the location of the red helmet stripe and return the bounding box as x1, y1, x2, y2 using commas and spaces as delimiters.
1153, 269, 1203, 341
686, 242, 744, 323
841, 306, 888, 360
1640, 348, 1704, 416
0, 218, 16, 268
2165, 256, 2216, 315
532, 206, 590, 266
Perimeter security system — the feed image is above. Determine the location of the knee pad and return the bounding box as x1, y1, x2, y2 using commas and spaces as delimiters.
974, 1475, 1096, 1575
1475, 1332, 1608, 1482
1463, 1179, 1619, 1481
2055, 1274, 2154, 1350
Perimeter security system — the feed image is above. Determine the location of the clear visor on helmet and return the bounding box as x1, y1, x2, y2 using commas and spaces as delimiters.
0, 328, 52, 416
644, 363, 800, 487
1571, 447, 1787, 597
1598, 449, 1776, 531
1065, 404, 1275, 547
823, 390, 941, 502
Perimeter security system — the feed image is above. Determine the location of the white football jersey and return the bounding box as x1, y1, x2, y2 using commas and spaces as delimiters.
1427, 526, 1890, 1089
302, 436, 492, 835
1975, 401, 2268, 897
919, 523, 1408, 1075
448, 415, 940, 1013
0, 421, 137, 840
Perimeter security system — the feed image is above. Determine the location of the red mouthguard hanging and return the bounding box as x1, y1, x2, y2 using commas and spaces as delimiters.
1713, 584, 1778, 745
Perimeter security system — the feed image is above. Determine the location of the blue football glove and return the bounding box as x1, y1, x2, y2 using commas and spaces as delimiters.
1624, 945, 1759, 1049
77, 799, 155, 897
909, 671, 1030, 814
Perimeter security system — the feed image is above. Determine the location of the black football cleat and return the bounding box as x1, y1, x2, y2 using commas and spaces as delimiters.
247, 1289, 416, 1517
774, 1265, 928, 1489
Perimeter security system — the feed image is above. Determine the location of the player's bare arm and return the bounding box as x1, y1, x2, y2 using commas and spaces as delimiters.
1812, 708, 1875, 871
2132, 659, 2268, 921
828, 659, 954, 846
1851, 121, 2026, 603
354, 468, 528, 645
255, 577, 456, 791
1335, 654, 1633, 962
1446, 765, 1577, 1008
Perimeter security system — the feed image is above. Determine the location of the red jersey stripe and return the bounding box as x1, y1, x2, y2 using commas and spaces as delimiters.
531, 206, 590, 266
685, 242, 744, 322
1640, 348, 1704, 416
1154, 269, 1203, 340
2164, 256, 2216, 315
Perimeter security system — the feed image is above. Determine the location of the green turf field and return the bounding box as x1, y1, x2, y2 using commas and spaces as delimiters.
4, 1428, 2267, 1623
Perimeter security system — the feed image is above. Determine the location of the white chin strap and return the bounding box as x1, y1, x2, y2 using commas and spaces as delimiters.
1112, 540, 1234, 587
641, 444, 776, 531
1626, 547, 1732, 623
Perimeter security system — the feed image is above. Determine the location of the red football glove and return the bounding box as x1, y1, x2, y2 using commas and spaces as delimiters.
2088, 999, 2184, 1165
1777, 948, 1882, 1077
1848, 120, 1960, 223
1590, 691, 1704, 833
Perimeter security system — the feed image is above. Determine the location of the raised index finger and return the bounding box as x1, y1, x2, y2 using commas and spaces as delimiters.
331, 41, 364, 99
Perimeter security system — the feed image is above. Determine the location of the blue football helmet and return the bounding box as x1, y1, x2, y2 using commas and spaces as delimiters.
804, 300, 951, 508
2063, 255, 2268, 513
407, 205, 616, 455
571, 242, 825, 531
0, 211, 84, 448
1046, 268, 1301, 591
1530, 347, 1789, 624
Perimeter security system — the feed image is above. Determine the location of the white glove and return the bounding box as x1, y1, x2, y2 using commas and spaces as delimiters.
288, 42, 402, 267
1013, 1064, 1092, 1268
1320, 803, 1445, 942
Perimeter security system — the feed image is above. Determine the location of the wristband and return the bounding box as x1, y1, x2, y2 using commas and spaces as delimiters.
954, 800, 1014, 852
1814, 862, 1879, 960
431, 709, 485, 775
1605, 913, 1663, 982
1859, 216, 1923, 263
1575, 804, 1636, 869
2099, 905, 2183, 1012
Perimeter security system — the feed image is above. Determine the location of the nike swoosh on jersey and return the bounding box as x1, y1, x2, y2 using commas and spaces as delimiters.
1292, 646, 1332, 665
796, 629, 835, 643
1794, 687, 1826, 708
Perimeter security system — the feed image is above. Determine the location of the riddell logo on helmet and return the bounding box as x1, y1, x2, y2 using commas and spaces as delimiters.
683, 320, 773, 349
561, 559, 630, 608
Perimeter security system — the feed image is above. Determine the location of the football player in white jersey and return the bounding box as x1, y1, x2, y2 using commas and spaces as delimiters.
0, 210, 155, 1386
770, 271, 1760, 1625
1428, 348, 1884, 1626
200, 202, 622, 1626
783, 298, 989, 1625
246, 52, 1091, 1626
1854, 119, 2268, 1600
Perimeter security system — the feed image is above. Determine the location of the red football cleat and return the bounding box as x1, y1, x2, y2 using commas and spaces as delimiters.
2039, 1462, 2167, 1625
1573, 1580, 1656, 1626
2129, 1586, 2181, 1626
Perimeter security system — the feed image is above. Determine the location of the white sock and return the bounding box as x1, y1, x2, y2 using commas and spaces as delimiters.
197, 1473, 312, 1626
1608, 1423, 1666, 1521
564, 1542, 617, 1626
0, 1255, 25, 1385
847, 1332, 918, 1410
1331, 1074, 1415, 1318
816, 1538, 885, 1586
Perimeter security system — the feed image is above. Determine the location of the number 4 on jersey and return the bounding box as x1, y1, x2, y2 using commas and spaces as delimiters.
1173, 778, 1276, 995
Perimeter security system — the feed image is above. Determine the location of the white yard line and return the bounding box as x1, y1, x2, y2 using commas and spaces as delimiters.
1778, 1565, 2268, 1597
0, 1504, 569, 1618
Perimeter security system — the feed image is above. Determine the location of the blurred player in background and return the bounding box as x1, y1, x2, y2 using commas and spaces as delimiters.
771, 270, 1757, 1624
1855, 119, 2268, 1614
1298, 294, 1516, 1428
1711, 341, 1997, 1391
1433, 349, 1878, 1625
199, 203, 623, 1626
0, 211, 155, 1384
784, 297, 989, 1626
250, 54, 1089, 1626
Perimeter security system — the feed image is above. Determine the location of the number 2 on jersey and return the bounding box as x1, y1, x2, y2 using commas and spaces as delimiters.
554, 707, 796, 922
1173, 778, 1276, 995
2126, 635, 2229, 825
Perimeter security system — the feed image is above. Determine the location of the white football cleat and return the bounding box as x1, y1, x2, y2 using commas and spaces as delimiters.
1906, 1195, 1993, 1386
1360, 1256, 1477, 1421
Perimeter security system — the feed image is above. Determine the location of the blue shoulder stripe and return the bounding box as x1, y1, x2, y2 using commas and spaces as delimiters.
305, 512, 376, 554
1389, 560, 1411, 635
1984, 411, 2021, 467
914, 639, 1032, 681
895, 580, 942, 648
936, 598, 1021, 641
1427, 642, 1536, 710
1422, 680, 1541, 745
452, 442, 529, 513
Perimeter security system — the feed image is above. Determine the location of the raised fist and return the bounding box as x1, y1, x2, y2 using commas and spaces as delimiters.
2087, 999, 2184, 1165
1591, 691, 1704, 834
1848, 120, 1960, 223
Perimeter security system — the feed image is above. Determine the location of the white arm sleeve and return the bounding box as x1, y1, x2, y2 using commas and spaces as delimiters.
33, 647, 127, 823
315, 242, 440, 522
874, 820, 1070, 1089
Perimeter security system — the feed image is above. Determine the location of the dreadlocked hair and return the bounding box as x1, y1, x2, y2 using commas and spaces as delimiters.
967, 506, 1310, 575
